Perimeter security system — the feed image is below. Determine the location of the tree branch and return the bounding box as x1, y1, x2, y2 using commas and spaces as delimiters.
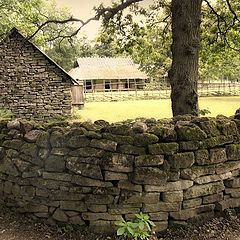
225, 0, 240, 24
28, 0, 144, 40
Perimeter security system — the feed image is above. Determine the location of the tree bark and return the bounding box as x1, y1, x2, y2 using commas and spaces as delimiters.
169, 0, 202, 116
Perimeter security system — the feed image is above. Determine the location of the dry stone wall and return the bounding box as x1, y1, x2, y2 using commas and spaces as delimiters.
0, 114, 240, 232
0, 29, 73, 119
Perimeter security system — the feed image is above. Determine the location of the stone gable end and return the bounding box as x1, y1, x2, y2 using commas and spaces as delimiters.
0, 29, 73, 119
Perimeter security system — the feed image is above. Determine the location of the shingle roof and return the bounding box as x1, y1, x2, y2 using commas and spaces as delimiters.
69, 57, 148, 80
2, 28, 79, 85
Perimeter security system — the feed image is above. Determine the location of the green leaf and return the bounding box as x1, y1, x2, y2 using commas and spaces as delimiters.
127, 226, 135, 235
117, 227, 125, 236
139, 221, 145, 230
148, 220, 156, 227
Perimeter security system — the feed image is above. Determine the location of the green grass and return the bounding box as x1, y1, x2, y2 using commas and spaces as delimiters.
76, 96, 240, 123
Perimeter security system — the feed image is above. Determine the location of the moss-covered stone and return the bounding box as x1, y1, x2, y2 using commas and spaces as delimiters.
45, 155, 65, 172
135, 155, 164, 167
183, 181, 224, 199
2, 139, 23, 150
69, 147, 106, 158
24, 130, 42, 143
199, 120, 221, 137
102, 154, 134, 173
226, 144, 240, 160
133, 167, 167, 185
133, 133, 159, 146
105, 124, 131, 135
66, 159, 103, 180
66, 136, 90, 148
217, 119, 239, 136
148, 125, 177, 142
81, 122, 101, 132
118, 144, 146, 155
131, 122, 148, 133
90, 139, 117, 152
181, 165, 215, 180
195, 149, 209, 165
36, 131, 50, 148
200, 135, 233, 149
50, 131, 65, 148
102, 133, 134, 145
149, 143, 179, 155
175, 123, 207, 141
179, 141, 199, 151
209, 148, 227, 164
167, 152, 195, 169
20, 143, 38, 157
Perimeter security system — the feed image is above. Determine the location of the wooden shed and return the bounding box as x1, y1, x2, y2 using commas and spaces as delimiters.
0, 28, 84, 119
69, 57, 148, 92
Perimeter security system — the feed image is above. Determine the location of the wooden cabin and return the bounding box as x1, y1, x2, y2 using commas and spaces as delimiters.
69, 57, 148, 92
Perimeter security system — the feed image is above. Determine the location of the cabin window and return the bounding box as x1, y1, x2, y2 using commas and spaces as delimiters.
105, 81, 111, 90
86, 80, 92, 90
124, 80, 129, 89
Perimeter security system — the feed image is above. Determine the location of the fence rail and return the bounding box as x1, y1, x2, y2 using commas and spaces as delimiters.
84, 79, 240, 102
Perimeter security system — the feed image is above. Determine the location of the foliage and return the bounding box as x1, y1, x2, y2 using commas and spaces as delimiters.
95, 1, 172, 81
0, 109, 13, 119
199, 109, 211, 116
0, 0, 96, 70
96, 0, 240, 82
115, 212, 155, 240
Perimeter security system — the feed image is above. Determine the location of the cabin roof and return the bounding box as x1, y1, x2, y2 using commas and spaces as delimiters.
69, 57, 148, 80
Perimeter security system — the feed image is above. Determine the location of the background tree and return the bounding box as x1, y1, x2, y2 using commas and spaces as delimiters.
0, 0, 95, 70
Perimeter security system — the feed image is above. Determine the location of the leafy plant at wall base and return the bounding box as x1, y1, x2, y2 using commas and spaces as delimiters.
199, 109, 211, 116
115, 212, 155, 240
0, 109, 13, 119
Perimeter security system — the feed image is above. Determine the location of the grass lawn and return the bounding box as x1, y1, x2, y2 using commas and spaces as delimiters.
77, 96, 240, 123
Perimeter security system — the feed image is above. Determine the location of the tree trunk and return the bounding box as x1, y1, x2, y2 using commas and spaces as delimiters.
169, 0, 202, 116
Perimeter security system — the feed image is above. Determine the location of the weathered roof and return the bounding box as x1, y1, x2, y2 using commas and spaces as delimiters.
1, 28, 79, 85
69, 57, 148, 80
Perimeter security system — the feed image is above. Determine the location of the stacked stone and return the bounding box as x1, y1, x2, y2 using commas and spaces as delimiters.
0, 115, 240, 232
0, 30, 73, 119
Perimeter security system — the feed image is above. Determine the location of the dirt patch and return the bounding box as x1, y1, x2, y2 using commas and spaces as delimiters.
0, 206, 240, 240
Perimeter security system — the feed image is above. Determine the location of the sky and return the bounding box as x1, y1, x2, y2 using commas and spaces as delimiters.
56, 0, 111, 39
56, 0, 153, 39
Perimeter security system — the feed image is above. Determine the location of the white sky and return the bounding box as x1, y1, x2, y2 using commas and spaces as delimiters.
55, 0, 153, 39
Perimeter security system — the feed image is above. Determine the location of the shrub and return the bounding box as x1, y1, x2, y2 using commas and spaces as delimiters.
0, 109, 13, 119
115, 212, 155, 240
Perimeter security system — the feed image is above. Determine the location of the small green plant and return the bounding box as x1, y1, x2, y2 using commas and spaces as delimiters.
199, 108, 211, 116
115, 212, 155, 240
0, 109, 13, 119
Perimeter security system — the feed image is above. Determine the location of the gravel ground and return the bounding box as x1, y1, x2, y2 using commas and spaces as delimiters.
0, 206, 240, 240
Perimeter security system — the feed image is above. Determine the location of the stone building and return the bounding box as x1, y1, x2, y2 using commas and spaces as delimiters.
69, 57, 148, 92
0, 28, 83, 119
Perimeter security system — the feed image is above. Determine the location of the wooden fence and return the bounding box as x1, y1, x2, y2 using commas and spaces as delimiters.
83, 79, 240, 102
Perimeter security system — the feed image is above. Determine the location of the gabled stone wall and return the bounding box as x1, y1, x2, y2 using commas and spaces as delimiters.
0, 30, 73, 119
0, 114, 240, 232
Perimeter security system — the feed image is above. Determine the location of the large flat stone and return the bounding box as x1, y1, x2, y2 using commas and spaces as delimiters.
170, 204, 215, 220
167, 152, 195, 169
135, 155, 164, 167
149, 143, 179, 155
184, 181, 225, 199
143, 202, 181, 212
145, 180, 193, 192
133, 167, 167, 185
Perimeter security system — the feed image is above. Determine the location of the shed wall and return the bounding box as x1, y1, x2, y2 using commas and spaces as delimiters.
0, 31, 73, 119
